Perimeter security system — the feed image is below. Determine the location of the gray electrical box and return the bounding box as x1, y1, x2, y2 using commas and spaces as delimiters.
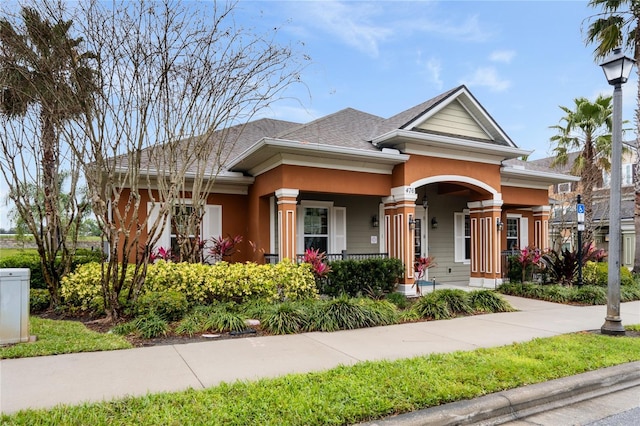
0, 268, 30, 345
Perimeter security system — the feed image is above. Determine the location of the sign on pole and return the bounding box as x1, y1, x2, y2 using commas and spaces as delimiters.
577, 203, 585, 224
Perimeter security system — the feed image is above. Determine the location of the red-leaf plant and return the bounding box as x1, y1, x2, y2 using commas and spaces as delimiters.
303, 247, 332, 278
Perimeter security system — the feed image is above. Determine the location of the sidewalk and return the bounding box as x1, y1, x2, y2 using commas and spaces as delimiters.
1, 296, 639, 418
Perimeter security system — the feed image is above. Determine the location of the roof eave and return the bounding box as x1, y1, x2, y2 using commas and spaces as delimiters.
372, 129, 531, 160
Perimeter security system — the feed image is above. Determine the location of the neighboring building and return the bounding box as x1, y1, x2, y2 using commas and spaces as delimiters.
122, 85, 573, 294
530, 146, 637, 268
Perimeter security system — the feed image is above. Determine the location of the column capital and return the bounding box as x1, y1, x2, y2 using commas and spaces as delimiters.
390, 185, 419, 203
275, 188, 299, 199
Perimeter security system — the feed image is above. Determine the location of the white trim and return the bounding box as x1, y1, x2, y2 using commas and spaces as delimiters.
412, 175, 501, 200
275, 188, 299, 199
469, 277, 503, 288
372, 129, 529, 159
269, 196, 276, 254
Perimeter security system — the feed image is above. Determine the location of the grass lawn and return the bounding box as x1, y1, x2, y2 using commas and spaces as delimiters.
1, 328, 639, 425
0, 317, 132, 359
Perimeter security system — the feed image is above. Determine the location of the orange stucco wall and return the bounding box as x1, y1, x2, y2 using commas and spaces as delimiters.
393, 156, 502, 194
501, 186, 549, 207
252, 165, 392, 197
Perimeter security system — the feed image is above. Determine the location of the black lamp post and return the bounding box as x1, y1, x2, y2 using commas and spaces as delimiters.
600, 47, 635, 336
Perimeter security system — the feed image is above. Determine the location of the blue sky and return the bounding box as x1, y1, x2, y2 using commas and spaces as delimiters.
0, 0, 636, 230
235, 0, 638, 157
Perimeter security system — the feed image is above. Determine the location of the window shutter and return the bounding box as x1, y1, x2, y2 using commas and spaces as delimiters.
454, 212, 465, 262
332, 207, 346, 252
520, 217, 529, 249
202, 205, 222, 242
147, 202, 170, 250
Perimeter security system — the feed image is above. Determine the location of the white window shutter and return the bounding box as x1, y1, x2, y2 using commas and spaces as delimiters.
520, 217, 529, 249
147, 202, 170, 250
332, 206, 346, 252
454, 212, 465, 262
202, 205, 222, 241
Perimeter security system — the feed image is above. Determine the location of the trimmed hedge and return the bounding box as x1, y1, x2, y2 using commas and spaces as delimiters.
0, 249, 105, 290
61, 259, 318, 313
320, 258, 404, 297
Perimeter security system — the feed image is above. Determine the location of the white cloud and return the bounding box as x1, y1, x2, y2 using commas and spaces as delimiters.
490, 50, 515, 63
426, 58, 444, 90
292, 1, 393, 58
461, 67, 511, 92
411, 14, 493, 43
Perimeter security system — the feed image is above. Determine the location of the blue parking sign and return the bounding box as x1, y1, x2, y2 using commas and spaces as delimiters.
577, 204, 585, 214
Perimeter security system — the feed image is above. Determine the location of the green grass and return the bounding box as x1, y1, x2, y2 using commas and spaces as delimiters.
0, 317, 132, 359
2, 331, 639, 425
0, 248, 38, 257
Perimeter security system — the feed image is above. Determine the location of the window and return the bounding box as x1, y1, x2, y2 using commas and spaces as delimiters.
506, 218, 519, 250
454, 212, 470, 263
622, 163, 633, 186
296, 202, 346, 255
147, 202, 221, 258
170, 205, 200, 256
302, 207, 329, 252
602, 170, 611, 188
557, 182, 571, 193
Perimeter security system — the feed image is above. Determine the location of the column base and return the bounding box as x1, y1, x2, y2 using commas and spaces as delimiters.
601, 317, 626, 336
396, 283, 419, 297
469, 277, 503, 289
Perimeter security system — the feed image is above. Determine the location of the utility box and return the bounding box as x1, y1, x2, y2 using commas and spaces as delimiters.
0, 268, 30, 345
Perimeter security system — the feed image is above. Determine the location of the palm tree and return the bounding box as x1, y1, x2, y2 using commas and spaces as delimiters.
0, 7, 97, 306
550, 95, 613, 244
585, 0, 640, 271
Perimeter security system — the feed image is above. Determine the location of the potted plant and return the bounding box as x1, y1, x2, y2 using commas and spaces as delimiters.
413, 255, 436, 295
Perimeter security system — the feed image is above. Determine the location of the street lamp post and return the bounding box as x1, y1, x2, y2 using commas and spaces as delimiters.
599, 48, 635, 336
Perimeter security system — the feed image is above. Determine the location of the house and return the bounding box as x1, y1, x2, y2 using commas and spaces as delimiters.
132, 85, 573, 295
530, 146, 637, 268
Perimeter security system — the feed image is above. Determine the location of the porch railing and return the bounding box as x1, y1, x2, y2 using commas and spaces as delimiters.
501, 249, 520, 280
264, 251, 388, 264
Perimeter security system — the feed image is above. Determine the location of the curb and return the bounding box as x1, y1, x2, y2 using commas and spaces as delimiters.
358, 361, 640, 426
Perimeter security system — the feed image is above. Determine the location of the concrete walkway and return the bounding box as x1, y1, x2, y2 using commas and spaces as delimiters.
1, 296, 639, 418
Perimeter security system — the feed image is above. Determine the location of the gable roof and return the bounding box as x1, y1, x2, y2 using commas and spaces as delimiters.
373, 85, 517, 149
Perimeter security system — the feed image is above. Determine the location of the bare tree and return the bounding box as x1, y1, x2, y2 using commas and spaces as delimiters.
49, 0, 307, 320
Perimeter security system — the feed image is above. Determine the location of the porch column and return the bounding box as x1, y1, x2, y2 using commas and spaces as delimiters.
468, 199, 503, 288
386, 186, 418, 295
275, 188, 299, 261
532, 206, 550, 251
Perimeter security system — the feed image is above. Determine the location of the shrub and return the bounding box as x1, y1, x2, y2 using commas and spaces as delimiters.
541, 243, 607, 286
431, 289, 473, 315
570, 285, 607, 305
468, 290, 514, 313
305, 295, 393, 332
259, 301, 309, 335
582, 261, 634, 287
113, 313, 168, 339
385, 292, 409, 309
60, 262, 104, 311
30, 288, 51, 312
539, 285, 572, 304
0, 253, 46, 289
135, 290, 188, 322
146, 260, 317, 305
0, 249, 105, 291
621, 285, 640, 302
322, 258, 403, 297
412, 293, 451, 320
